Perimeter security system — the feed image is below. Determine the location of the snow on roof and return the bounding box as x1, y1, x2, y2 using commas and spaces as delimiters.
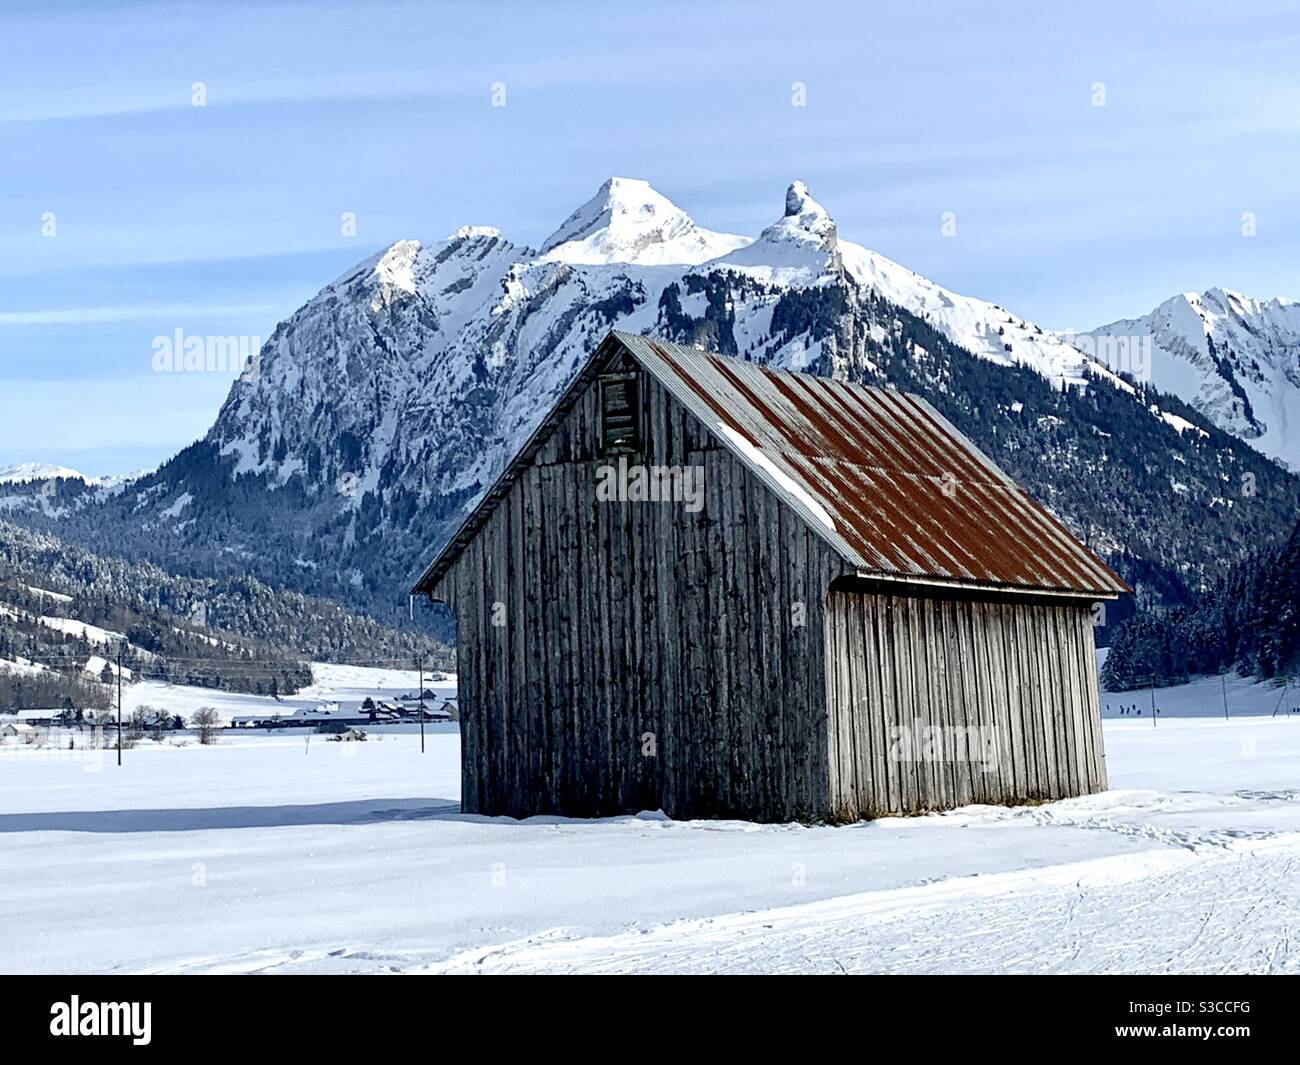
16, 709, 66, 722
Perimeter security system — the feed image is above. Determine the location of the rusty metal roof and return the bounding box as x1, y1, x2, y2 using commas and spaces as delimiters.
414, 330, 1129, 598
619, 332, 1126, 597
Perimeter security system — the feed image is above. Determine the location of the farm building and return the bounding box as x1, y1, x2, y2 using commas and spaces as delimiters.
413, 331, 1128, 822
15, 708, 70, 727
1, 721, 36, 742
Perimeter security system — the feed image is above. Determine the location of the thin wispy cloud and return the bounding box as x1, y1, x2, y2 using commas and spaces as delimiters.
2, 0, 1298, 473
0, 303, 282, 326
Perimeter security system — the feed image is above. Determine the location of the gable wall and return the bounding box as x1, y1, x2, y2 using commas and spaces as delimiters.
437, 352, 850, 820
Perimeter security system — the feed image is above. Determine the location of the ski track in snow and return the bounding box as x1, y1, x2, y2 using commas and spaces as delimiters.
140, 764, 1300, 974
138, 821, 1300, 976
421, 834, 1300, 975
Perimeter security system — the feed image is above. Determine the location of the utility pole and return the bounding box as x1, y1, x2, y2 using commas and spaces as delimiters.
116, 643, 123, 766
417, 654, 425, 754
1222, 673, 1229, 722
1149, 673, 1156, 727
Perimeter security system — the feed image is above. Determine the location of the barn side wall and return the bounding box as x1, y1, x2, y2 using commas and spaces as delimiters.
437, 353, 849, 821
824, 585, 1108, 818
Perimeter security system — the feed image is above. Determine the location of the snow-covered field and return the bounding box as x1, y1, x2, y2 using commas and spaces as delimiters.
1, 665, 1298, 974
110, 662, 456, 725
1101, 666, 1300, 720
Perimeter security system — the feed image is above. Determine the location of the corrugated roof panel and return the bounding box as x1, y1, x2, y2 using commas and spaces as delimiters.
620, 331, 1128, 597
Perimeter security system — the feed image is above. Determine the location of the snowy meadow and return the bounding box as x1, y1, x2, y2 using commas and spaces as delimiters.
1, 666, 1297, 975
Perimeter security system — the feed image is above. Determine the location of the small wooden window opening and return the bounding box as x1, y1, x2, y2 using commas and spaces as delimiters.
599, 372, 640, 454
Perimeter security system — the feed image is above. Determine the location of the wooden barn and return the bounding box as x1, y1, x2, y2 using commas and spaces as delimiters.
413, 330, 1129, 822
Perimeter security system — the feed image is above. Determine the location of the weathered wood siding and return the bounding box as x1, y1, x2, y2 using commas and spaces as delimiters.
434, 349, 1110, 823
436, 352, 848, 821
824, 583, 1107, 818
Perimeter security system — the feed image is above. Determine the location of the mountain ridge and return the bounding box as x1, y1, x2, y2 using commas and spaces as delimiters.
1086, 286, 1300, 469
5, 177, 1297, 633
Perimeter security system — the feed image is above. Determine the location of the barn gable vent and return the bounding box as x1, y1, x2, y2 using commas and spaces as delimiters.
599, 372, 640, 454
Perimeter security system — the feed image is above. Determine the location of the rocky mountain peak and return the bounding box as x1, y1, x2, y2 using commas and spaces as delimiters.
537, 176, 749, 266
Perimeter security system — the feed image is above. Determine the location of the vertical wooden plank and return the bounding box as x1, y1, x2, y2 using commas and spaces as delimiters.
681, 450, 706, 817
471, 534, 490, 813
755, 478, 782, 819
835, 593, 856, 813
978, 599, 1008, 805
824, 591, 841, 810
1046, 606, 1070, 798
875, 594, 900, 813
1030, 603, 1054, 799
847, 591, 873, 817
1069, 608, 1093, 793
1039, 606, 1063, 799
999, 603, 1021, 802
913, 596, 935, 810
452, 564, 475, 813
894, 595, 918, 812
494, 499, 512, 812
1068, 609, 1085, 792
942, 597, 974, 808
774, 498, 795, 819
962, 599, 983, 804
539, 465, 558, 816
1080, 604, 1108, 791
652, 383, 682, 816
673, 441, 697, 817
1052, 606, 1080, 798
911, 594, 937, 810
561, 463, 583, 811
783, 504, 808, 817
929, 597, 955, 809
810, 542, 837, 819
728, 455, 748, 811
1019, 603, 1042, 799
706, 448, 728, 814
863, 594, 888, 814
508, 481, 527, 813
1016, 603, 1042, 799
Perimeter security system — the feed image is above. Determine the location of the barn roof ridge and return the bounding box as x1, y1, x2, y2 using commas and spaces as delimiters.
412, 330, 1129, 600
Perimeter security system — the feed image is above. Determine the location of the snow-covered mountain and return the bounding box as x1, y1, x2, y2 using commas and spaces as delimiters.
11, 178, 1298, 626
1085, 288, 1300, 468
0, 463, 88, 486
0, 464, 147, 518
0, 463, 146, 489
197, 177, 1141, 532
537, 176, 751, 266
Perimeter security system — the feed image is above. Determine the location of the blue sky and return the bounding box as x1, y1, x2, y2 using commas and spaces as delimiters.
2, 0, 1298, 474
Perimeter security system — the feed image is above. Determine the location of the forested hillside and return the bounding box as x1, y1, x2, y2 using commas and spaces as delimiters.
0, 519, 452, 712
1102, 516, 1300, 690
